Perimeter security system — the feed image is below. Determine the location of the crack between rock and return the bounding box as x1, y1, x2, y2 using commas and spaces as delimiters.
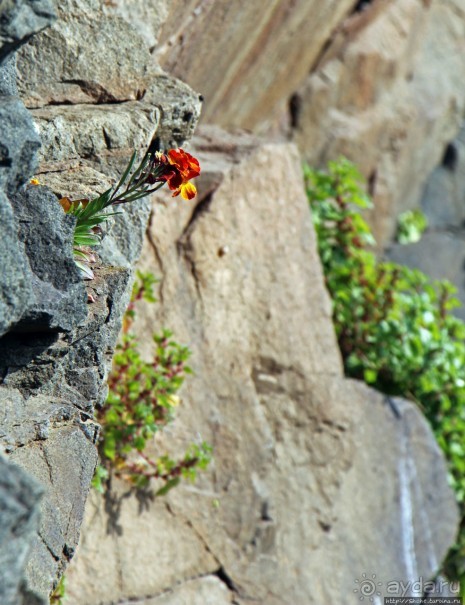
40, 443, 54, 486
174, 190, 212, 306
111, 569, 232, 604
180, 244, 203, 304
160, 503, 262, 603
39, 532, 60, 563
179, 191, 214, 242
102, 126, 112, 150
164, 502, 221, 566
57, 79, 122, 104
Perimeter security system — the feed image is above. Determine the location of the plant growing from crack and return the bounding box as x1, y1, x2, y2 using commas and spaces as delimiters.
305, 158, 465, 593
92, 271, 212, 495
59, 147, 200, 279
50, 574, 66, 605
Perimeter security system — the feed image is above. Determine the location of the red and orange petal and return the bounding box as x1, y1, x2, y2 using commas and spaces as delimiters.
165, 170, 184, 191
167, 148, 200, 179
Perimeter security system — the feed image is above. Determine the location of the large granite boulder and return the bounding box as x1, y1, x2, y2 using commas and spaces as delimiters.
64, 128, 458, 605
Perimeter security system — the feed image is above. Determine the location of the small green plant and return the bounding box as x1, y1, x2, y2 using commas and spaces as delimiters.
304, 158, 465, 589
396, 209, 428, 244
92, 271, 212, 495
57, 147, 200, 279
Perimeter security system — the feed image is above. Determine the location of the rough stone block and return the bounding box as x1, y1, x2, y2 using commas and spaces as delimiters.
0, 95, 40, 196
32, 102, 160, 163
0, 454, 43, 605
17, 7, 156, 107
9, 185, 88, 332
0, 0, 56, 63
0, 190, 32, 336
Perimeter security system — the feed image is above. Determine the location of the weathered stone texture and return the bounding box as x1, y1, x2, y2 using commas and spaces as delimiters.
291, 0, 465, 245
102, 0, 170, 50
3, 1, 463, 603
0, 0, 56, 63
16, 2, 156, 108
385, 122, 465, 321
145, 0, 465, 257
9, 185, 88, 332
151, 0, 356, 130
32, 102, 161, 163
0, 190, 32, 336
0, 265, 132, 602
65, 130, 458, 605
0, 90, 41, 336
0, 454, 43, 605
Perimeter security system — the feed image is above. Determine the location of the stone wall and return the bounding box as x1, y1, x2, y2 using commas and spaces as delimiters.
0, 0, 201, 602
1, 1, 463, 604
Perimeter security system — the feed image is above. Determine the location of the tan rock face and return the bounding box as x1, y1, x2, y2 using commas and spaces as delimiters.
65, 128, 458, 605
292, 0, 465, 244
154, 0, 356, 130
16, 1, 156, 108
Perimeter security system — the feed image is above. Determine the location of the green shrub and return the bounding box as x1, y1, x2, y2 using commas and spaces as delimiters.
304, 158, 465, 587
92, 271, 212, 495
396, 209, 428, 245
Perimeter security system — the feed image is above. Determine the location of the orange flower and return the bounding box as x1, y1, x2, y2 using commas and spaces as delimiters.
165, 148, 200, 200
168, 149, 200, 180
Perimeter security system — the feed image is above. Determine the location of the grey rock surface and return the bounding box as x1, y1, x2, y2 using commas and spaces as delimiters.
0, 0, 56, 63
9, 185, 88, 332
386, 233, 465, 321
0, 27, 47, 338
1, 1, 203, 602
421, 128, 465, 230
0, 54, 18, 95
144, 74, 203, 149
0, 265, 132, 602
0, 190, 32, 337
0, 95, 40, 197
0, 454, 43, 605
65, 129, 458, 605
388, 121, 465, 319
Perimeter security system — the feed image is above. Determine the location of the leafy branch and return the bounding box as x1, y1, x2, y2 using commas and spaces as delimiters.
305, 158, 465, 590
92, 271, 212, 495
